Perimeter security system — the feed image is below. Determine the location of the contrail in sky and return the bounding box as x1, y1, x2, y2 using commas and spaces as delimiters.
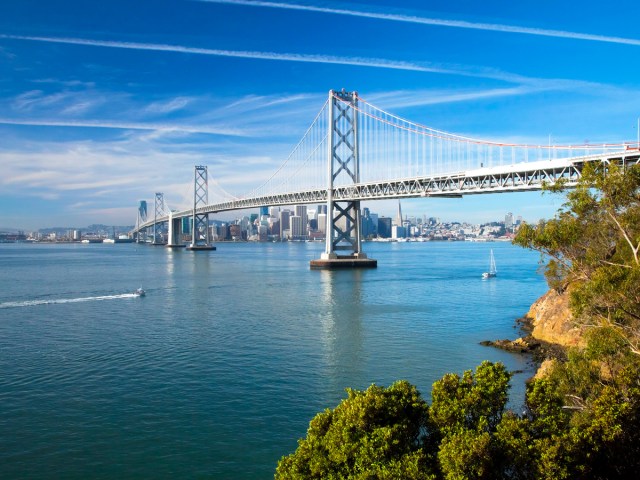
0, 33, 521, 82
0, 117, 246, 136
196, 0, 640, 47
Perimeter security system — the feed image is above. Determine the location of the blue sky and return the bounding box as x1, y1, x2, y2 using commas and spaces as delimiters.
1, 0, 639, 230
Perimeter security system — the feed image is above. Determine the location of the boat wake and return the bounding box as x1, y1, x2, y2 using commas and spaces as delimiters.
0, 293, 138, 309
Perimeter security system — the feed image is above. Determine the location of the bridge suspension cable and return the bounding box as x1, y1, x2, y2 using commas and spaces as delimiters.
350, 94, 633, 185
241, 98, 329, 199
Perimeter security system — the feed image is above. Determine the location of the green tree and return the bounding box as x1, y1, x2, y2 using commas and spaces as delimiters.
514, 162, 640, 353
430, 361, 511, 480
275, 380, 433, 479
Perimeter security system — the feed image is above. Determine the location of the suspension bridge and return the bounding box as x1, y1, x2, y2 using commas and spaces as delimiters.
132, 89, 640, 268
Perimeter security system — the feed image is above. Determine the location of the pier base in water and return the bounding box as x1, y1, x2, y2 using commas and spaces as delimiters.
310, 253, 377, 270
186, 245, 216, 251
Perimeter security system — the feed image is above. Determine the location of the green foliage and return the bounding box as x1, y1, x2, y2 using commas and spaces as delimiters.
514, 163, 640, 353
437, 430, 492, 480
430, 361, 511, 436
275, 380, 433, 479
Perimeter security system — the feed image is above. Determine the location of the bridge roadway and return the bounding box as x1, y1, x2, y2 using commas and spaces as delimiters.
134, 150, 640, 233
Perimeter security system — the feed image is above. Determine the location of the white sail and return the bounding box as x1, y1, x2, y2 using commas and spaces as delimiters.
482, 250, 497, 278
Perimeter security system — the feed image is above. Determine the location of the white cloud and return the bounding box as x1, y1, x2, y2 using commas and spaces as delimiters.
0, 33, 526, 82
0, 117, 247, 136
144, 96, 192, 114
197, 0, 640, 46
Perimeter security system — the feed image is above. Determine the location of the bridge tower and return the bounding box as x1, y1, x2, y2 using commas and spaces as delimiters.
136, 200, 148, 243
310, 89, 377, 269
152, 192, 167, 245
186, 165, 216, 251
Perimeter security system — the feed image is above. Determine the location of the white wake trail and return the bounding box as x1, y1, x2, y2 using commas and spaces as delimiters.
0, 293, 139, 309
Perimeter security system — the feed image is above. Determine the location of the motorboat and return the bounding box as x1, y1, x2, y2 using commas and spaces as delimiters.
134, 288, 146, 297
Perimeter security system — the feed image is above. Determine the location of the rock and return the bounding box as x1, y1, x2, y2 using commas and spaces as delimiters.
524, 289, 584, 348
480, 337, 541, 353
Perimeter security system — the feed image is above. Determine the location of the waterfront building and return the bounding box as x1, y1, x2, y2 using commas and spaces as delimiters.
258, 224, 268, 242
378, 217, 392, 238
295, 205, 308, 234
317, 213, 327, 233
370, 213, 378, 236
229, 224, 244, 240
269, 218, 280, 237
216, 224, 231, 241
392, 225, 406, 239
361, 208, 376, 239
291, 215, 305, 239
279, 210, 291, 239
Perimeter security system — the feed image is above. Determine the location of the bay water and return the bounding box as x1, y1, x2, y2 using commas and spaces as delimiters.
0, 241, 547, 479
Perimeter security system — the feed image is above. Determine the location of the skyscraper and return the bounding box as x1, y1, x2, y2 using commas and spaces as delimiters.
505, 212, 514, 232
295, 205, 308, 235
280, 210, 291, 238
291, 215, 304, 238
378, 217, 392, 238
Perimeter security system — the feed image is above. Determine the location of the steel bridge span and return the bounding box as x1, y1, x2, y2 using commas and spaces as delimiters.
132, 89, 640, 268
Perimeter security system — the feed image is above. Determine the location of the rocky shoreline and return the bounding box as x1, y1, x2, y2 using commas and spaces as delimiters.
481, 289, 579, 367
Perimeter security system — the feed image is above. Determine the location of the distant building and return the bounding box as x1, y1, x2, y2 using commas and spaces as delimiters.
392, 225, 406, 239
291, 215, 305, 239
280, 210, 292, 238
138, 200, 148, 221
295, 205, 308, 234
361, 207, 376, 238
395, 201, 403, 227
216, 224, 231, 241
229, 224, 243, 240
378, 217, 392, 238
317, 213, 327, 233
258, 224, 268, 242
269, 219, 280, 237
182, 217, 191, 234
505, 212, 514, 232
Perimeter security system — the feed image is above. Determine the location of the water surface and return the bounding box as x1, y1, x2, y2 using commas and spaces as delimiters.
0, 241, 547, 479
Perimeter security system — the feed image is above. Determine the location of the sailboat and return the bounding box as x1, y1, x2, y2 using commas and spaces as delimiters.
482, 250, 497, 279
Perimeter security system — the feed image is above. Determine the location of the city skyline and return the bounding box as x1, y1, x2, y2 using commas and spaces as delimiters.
1, 0, 639, 230
10, 203, 524, 237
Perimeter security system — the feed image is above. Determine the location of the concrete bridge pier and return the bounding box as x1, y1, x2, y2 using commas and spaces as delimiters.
166, 211, 186, 248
